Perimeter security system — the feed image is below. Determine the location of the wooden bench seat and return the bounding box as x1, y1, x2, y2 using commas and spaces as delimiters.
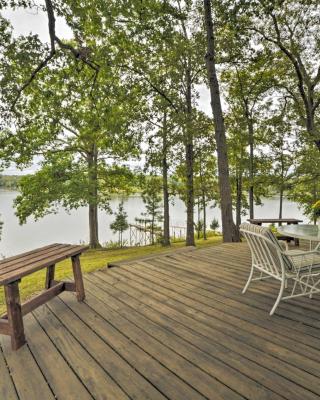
0, 243, 88, 350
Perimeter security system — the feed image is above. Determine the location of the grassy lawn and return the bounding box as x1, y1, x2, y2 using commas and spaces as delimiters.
0, 235, 222, 315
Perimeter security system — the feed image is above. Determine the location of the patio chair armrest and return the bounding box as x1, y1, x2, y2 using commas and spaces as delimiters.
282, 250, 319, 257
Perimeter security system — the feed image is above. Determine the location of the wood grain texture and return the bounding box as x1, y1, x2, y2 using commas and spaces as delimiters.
0, 244, 88, 285
4, 282, 25, 350
0, 242, 320, 399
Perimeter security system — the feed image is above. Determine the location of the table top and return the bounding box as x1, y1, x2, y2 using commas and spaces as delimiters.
277, 224, 320, 242
248, 218, 303, 224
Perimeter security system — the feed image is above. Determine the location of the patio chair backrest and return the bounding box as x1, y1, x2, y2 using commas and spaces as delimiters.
239, 223, 293, 277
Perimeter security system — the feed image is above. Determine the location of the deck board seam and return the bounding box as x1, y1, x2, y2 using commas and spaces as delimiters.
164, 254, 320, 327
144, 256, 320, 332
84, 277, 309, 400
101, 268, 320, 378
85, 272, 318, 393
22, 342, 57, 400
143, 257, 320, 311
38, 303, 139, 400
107, 266, 320, 361
85, 272, 320, 398
65, 297, 219, 400
57, 296, 195, 400
0, 342, 20, 400
83, 281, 278, 400
133, 260, 320, 341
30, 309, 95, 400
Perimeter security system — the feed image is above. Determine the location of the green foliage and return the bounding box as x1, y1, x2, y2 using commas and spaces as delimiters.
312, 201, 320, 218
141, 177, 163, 220
210, 218, 219, 231
0, 175, 21, 189
194, 219, 203, 238
1, 0, 320, 248
110, 200, 129, 247
140, 175, 163, 244
288, 145, 320, 222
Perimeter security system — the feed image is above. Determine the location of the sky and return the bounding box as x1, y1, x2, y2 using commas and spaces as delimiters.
2, 7, 212, 174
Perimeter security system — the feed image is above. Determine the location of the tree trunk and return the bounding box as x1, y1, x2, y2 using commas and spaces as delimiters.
236, 170, 242, 227
248, 116, 254, 220
199, 149, 207, 240
202, 192, 207, 240
313, 183, 317, 225
278, 153, 285, 223
88, 145, 101, 249
162, 111, 171, 246
203, 0, 239, 242
185, 68, 195, 246
197, 200, 201, 239
279, 187, 283, 221
151, 204, 155, 245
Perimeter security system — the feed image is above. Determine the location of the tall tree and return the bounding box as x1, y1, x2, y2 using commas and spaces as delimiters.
144, 103, 177, 247
203, 0, 239, 241
242, 0, 320, 150
264, 101, 296, 220
222, 54, 274, 219
1, 43, 142, 248
110, 200, 129, 248
141, 175, 163, 245
288, 145, 320, 223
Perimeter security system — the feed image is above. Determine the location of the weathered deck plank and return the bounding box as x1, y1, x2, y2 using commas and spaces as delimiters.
0, 242, 320, 399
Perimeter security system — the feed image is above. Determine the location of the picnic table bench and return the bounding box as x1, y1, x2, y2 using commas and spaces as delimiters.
247, 218, 303, 246
0, 243, 88, 350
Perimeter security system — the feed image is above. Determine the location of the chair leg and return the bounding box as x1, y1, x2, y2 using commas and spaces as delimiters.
242, 265, 255, 294
270, 278, 285, 316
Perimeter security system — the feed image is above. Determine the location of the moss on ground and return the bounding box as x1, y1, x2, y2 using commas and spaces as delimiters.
0, 235, 222, 315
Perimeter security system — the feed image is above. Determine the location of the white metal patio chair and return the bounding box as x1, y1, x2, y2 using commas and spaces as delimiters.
240, 223, 320, 315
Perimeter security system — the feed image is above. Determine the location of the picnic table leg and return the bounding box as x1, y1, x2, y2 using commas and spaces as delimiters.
289, 222, 300, 246
71, 255, 85, 302
45, 264, 55, 289
4, 281, 26, 351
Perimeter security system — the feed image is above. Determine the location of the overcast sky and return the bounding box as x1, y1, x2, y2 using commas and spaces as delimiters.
2, 7, 211, 174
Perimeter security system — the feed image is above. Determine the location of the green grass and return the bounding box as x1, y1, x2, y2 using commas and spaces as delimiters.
0, 235, 222, 315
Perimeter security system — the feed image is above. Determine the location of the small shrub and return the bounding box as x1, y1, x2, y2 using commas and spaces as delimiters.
210, 218, 219, 231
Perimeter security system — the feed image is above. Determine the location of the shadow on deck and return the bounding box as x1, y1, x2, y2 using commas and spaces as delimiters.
1, 242, 320, 400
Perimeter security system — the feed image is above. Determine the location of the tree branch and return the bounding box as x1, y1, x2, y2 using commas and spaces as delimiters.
11, 0, 100, 110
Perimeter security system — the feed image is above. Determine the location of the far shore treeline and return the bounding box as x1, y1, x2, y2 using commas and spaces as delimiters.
0, 0, 319, 249
0, 175, 21, 190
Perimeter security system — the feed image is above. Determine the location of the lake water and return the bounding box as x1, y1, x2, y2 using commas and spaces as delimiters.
0, 188, 307, 257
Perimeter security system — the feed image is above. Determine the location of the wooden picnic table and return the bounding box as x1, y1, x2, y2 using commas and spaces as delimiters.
0, 243, 88, 350
247, 218, 303, 246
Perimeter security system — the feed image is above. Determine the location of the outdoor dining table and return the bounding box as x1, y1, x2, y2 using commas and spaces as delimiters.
277, 224, 320, 250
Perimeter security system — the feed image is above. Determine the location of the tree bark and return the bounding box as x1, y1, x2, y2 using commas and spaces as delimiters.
162, 111, 171, 246
203, 0, 239, 242
197, 200, 201, 239
248, 116, 254, 219
88, 145, 101, 248
279, 154, 284, 222
236, 170, 242, 227
199, 149, 207, 240
202, 192, 207, 240
185, 68, 195, 246
313, 183, 317, 225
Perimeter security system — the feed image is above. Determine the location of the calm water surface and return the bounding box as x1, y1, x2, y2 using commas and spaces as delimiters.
0, 189, 307, 257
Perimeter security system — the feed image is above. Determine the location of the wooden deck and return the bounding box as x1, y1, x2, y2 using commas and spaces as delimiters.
1, 242, 320, 400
